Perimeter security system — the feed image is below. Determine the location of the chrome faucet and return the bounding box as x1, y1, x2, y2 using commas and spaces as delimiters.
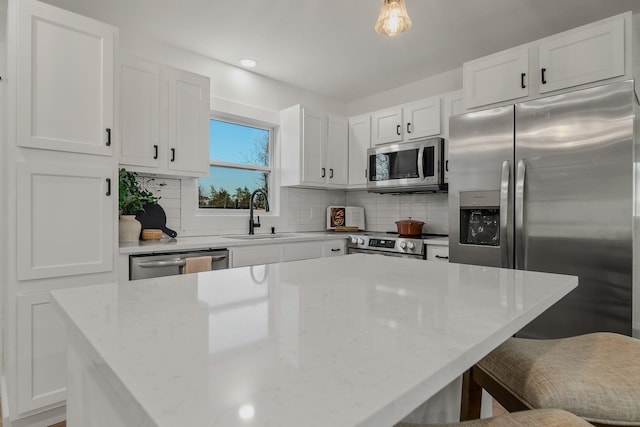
249, 189, 270, 235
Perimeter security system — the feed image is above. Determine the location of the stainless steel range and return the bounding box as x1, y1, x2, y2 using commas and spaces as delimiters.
347, 232, 426, 259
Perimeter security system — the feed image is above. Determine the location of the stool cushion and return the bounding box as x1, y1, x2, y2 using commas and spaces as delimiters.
477, 333, 640, 425
396, 408, 591, 426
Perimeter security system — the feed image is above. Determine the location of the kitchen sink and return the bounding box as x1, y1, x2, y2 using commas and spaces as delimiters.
224, 233, 301, 240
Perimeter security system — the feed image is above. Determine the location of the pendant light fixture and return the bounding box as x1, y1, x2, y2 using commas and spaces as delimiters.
375, 0, 412, 36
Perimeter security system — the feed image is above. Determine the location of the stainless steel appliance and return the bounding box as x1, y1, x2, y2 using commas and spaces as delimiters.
347, 232, 426, 259
448, 80, 636, 339
130, 248, 229, 280
367, 137, 447, 193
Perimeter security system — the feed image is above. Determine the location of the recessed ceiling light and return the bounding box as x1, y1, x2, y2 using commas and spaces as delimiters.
240, 58, 258, 68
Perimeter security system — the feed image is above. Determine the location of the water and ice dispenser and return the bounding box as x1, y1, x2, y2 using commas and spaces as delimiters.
459, 191, 500, 246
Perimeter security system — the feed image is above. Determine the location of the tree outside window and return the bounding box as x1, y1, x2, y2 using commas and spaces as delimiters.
198, 119, 272, 210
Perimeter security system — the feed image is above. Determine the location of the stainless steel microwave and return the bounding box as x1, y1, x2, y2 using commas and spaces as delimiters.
367, 137, 446, 193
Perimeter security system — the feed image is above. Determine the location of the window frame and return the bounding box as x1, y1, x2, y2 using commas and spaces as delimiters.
198, 113, 275, 214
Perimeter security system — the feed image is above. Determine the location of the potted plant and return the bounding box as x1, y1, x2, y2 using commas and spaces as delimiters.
118, 168, 158, 242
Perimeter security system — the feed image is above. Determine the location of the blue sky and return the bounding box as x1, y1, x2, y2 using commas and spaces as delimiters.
198, 120, 269, 194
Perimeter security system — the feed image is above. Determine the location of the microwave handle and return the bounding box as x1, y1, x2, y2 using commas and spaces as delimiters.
417, 147, 424, 180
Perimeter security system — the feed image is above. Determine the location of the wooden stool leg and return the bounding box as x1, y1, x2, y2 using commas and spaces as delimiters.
460, 368, 482, 421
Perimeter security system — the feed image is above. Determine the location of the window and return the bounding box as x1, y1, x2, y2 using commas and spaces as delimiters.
198, 118, 272, 210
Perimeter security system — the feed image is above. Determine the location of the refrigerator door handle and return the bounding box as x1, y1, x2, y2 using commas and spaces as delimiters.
500, 160, 512, 268
515, 159, 526, 270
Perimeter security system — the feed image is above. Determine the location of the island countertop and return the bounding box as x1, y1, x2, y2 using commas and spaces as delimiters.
51, 255, 577, 427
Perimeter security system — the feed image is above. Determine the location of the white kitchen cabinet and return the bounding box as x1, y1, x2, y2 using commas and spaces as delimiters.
231, 246, 283, 268
280, 105, 348, 189
371, 97, 441, 145
16, 157, 115, 280
119, 57, 161, 168
442, 90, 464, 184
463, 47, 529, 109
347, 114, 371, 188
463, 13, 630, 109
119, 60, 210, 178
537, 18, 624, 94
16, 0, 116, 156
16, 292, 67, 414
426, 245, 449, 262
322, 239, 346, 257
282, 242, 323, 262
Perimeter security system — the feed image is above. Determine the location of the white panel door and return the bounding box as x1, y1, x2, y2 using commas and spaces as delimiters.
165, 67, 210, 177
403, 98, 441, 140
119, 57, 161, 168
463, 47, 529, 109
17, 160, 114, 280
326, 115, 348, 186
17, 292, 67, 414
348, 115, 371, 187
301, 108, 326, 185
538, 18, 624, 94
371, 107, 402, 145
17, 0, 115, 155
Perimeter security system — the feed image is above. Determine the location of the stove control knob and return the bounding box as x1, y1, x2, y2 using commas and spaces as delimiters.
351, 237, 358, 244
358, 238, 365, 245
407, 242, 415, 250
399, 241, 407, 249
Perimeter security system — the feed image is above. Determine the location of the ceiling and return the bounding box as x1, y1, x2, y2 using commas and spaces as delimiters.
42, 0, 640, 102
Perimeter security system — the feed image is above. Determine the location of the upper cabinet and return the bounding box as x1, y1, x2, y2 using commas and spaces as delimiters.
347, 114, 371, 188
463, 12, 632, 110
371, 97, 441, 145
119, 57, 210, 177
17, 0, 116, 156
280, 105, 348, 189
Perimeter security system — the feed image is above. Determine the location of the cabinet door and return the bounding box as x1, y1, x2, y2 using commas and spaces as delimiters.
119, 57, 161, 168
348, 115, 371, 187
442, 91, 464, 184
538, 18, 624, 94
17, 0, 115, 156
282, 242, 323, 262
17, 293, 67, 414
403, 98, 441, 140
463, 47, 529, 109
371, 107, 402, 145
17, 159, 114, 280
326, 116, 348, 186
165, 67, 210, 177
231, 246, 283, 268
426, 245, 449, 262
301, 108, 327, 184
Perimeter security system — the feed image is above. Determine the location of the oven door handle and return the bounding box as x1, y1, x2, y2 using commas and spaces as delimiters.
417, 146, 424, 180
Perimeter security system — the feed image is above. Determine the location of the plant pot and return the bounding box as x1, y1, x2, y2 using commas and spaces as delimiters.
395, 217, 424, 236
119, 215, 142, 243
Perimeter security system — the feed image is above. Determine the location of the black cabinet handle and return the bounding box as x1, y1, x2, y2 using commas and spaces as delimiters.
329, 168, 334, 179
396, 124, 401, 136
105, 178, 111, 196
435, 255, 449, 260
541, 68, 547, 84
331, 248, 341, 252
407, 122, 411, 133
321, 168, 326, 178
445, 160, 449, 172
153, 144, 158, 159
170, 148, 176, 162
521, 73, 526, 89
105, 128, 111, 146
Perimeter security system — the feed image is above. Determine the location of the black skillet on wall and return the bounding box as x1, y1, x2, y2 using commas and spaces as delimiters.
135, 203, 178, 238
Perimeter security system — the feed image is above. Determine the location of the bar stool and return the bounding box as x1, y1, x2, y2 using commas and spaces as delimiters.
460, 332, 640, 426
396, 408, 591, 426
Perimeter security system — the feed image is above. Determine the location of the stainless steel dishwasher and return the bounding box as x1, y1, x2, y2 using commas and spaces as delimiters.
129, 248, 229, 280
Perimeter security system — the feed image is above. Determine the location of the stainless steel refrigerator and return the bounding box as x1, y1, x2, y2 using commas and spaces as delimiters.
448, 80, 636, 339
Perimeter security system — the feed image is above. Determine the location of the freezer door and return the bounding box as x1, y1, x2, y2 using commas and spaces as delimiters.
515, 81, 634, 338
448, 106, 514, 267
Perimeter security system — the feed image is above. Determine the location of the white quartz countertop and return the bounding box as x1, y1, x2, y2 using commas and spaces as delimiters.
51, 255, 576, 427
119, 231, 348, 254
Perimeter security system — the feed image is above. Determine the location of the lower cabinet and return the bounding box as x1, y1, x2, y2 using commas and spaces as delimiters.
16, 292, 67, 414
426, 245, 449, 262
230, 239, 347, 268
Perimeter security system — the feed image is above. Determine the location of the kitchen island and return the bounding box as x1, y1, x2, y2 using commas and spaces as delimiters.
51, 255, 577, 427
